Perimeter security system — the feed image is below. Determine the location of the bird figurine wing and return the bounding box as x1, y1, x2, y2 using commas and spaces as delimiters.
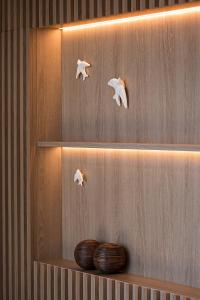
117, 78, 128, 109
108, 78, 128, 109
74, 169, 84, 186
76, 59, 90, 80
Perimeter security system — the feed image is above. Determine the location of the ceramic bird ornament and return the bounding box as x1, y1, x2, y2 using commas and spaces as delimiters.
74, 169, 85, 186
108, 78, 128, 109
76, 59, 91, 80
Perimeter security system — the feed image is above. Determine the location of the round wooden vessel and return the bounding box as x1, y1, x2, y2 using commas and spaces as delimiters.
74, 240, 100, 270
94, 243, 127, 274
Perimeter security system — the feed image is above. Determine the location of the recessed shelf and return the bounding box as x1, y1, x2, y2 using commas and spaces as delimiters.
37, 141, 200, 152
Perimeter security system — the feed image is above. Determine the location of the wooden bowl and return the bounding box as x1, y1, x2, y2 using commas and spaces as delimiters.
74, 240, 100, 270
94, 243, 127, 274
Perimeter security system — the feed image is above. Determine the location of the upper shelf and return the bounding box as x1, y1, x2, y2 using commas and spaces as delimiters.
37, 141, 200, 152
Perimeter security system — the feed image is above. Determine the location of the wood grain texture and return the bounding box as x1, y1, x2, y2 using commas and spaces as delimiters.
62, 10, 200, 144
29, 28, 62, 261
0, 28, 31, 300
62, 148, 200, 287
1, 0, 198, 31
34, 260, 200, 299
0, 1, 200, 300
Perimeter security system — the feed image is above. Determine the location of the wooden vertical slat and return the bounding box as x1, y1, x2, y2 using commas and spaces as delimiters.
40, 264, 45, 300
122, 0, 129, 12
160, 291, 168, 300
140, 0, 147, 10
124, 283, 131, 300
89, 0, 95, 18
44, 0, 50, 26
75, 271, 83, 300
99, 277, 106, 300
1, 30, 7, 300
151, 289, 159, 300
26, 26, 32, 300
74, 0, 79, 20
81, 0, 87, 19
54, 266, 59, 300
34, 262, 38, 300
7, 28, 13, 300
149, 0, 156, 8
168, 0, 176, 5
115, 281, 123, 300
141, 287, 148, 300
158, 0, 166, 7
68, 269, 74, 299
0, 30, 3, 300
30, 0, 37, 27
61, 268, 66, 300
66, 0, 71, 22
132, 284, 139, 300
13, 27, 18, 300
130, 0, 137, 11
113, 0, 120, 14
107, 279, 115, 300
38, 0, 44, 27
19, 27, 25, 300
91, 275, 99, 300
83, 273, 91, 300
105, 0, 111, 15
97, 1, 103, 17
47, 264, 52, 300
58, 0, 64, 24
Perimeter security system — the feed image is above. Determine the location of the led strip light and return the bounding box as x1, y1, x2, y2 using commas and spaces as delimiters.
60, 4, 200, 32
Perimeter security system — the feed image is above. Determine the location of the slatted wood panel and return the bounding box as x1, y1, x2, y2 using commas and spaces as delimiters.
33, 261, 199, 300
0, 28, 31, 300
0, 0, 199, 31
0, 1, 199, 300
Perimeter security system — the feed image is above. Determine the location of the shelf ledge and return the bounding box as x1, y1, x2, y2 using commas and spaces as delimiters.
37, 141, 200, 152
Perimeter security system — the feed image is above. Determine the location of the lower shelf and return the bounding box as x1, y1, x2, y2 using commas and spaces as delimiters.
34, 259, 200, 299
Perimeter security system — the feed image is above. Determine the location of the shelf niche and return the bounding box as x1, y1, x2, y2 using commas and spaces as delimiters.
29, 7, 200, 295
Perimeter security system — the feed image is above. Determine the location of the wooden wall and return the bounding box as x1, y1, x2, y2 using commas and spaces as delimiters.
1, 1, 199, 300
29, 28, 63, 261
61, 12, 200, 288
0, 29, 31, 300
1, 0, 197, 31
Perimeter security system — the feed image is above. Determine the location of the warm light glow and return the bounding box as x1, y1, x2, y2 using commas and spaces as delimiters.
60, 5, 200, 32
62, 147, 200, 155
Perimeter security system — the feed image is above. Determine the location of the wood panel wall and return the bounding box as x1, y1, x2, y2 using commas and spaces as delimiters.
0, 1, 199, 300
34, 261, 200, 300
0, 0, 197, 31
0, 29, 31, 300
61, 11, 200, 287
29, 29, 63, 261
62, 11, 200, 144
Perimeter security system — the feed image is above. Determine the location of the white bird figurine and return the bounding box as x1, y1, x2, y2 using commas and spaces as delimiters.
74, 169, 85, 186
108, 78, 128, 109
76, 59, 90, 80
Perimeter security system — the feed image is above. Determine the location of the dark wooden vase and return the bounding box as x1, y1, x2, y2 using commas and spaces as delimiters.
94, 243, 127, 274
74, 240, 100, 270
